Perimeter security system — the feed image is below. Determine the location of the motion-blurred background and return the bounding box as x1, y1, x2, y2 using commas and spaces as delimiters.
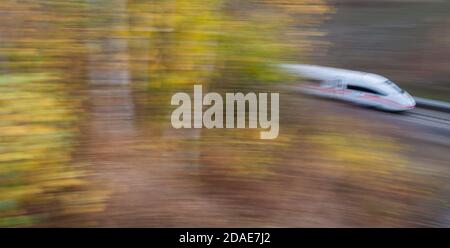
0, 0, 449, 227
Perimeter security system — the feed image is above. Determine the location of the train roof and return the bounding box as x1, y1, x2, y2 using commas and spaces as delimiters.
281, 64, 389, 84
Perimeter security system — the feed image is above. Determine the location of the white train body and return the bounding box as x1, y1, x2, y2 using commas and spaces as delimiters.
282, 64, 416, 111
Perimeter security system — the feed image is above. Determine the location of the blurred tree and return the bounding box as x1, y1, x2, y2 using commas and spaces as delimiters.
0, 0, 333, 226
127, 0, 331, 89
0, 0, 107, 227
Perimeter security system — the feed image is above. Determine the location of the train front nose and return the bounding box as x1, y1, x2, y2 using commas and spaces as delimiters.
397, 92, 416, 109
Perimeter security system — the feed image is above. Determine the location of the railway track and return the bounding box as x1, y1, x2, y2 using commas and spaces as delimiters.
405, 107, 450, 130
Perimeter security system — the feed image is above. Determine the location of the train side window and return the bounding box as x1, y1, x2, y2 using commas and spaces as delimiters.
347, 85, 385, 95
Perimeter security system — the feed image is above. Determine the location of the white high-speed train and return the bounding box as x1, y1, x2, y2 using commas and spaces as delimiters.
281, 64, 416, 111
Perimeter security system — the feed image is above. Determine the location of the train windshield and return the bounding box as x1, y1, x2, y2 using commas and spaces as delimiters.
384, 80, 405, 94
